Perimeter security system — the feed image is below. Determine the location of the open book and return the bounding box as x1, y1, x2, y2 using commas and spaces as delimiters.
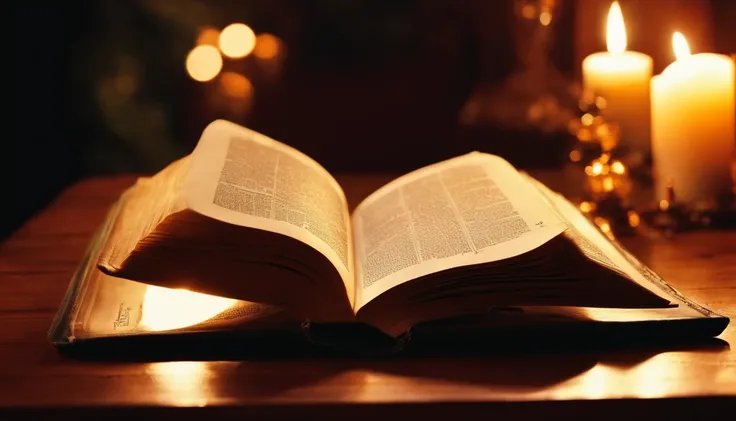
49, 121, 728, 350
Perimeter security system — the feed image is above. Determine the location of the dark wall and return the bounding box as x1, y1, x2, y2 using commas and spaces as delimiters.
5, 0, 733, 238
7, 3, 86, 238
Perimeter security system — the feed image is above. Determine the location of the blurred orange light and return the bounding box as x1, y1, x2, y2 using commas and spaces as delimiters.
579, 201, 595, 213
627, 210, 640, 228
569, 150, 581, 162
594, 217, 615, 240
219, 72, 253, 99
114, 74, 136, 96
219, 23, 256, 59
539, 11, 552, 26
611, 161, 626, 174
581, 113, 594, 126
521, 4, 536, 19
602, 176, 614, 191
186, 45, 222, 82
197, 26, 221, 46
591, 161, 604, 175
253, 33, 282, 60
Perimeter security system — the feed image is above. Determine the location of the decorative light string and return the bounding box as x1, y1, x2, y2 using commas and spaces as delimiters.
566, 89, 735, 238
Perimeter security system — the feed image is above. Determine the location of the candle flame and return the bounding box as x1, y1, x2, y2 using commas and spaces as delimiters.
672, 32, 691, 60
606, 1, 627, 54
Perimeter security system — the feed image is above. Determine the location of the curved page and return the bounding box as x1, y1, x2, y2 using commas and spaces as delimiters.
183, 120, 354, 307
352, 152, 567, 309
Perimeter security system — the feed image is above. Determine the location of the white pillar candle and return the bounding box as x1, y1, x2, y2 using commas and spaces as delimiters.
651, 32, 735, 204
582, 1, 653, 155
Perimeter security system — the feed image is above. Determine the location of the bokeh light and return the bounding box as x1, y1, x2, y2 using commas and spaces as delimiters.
197, 26, 221, 46
253, 33, 282, 60
539, 11, 552, 26
219, 72, 253, 99
186, 45, 223, 82
219, 23, 256, 59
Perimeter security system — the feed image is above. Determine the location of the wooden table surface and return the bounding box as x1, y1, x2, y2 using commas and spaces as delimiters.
1, 175, 735, 420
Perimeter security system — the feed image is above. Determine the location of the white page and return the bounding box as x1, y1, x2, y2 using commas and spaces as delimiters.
352, 152, 567, 309
523, 174, 674, 304
182, 120, 355, 307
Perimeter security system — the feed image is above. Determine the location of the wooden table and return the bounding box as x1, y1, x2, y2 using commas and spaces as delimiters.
1, 175, 735, 420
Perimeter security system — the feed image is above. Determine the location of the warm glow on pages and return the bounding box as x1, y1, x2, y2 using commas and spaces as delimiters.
139, 285, 237, 331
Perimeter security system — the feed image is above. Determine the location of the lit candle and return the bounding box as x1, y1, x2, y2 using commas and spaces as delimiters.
651, 33, 735, 204
582, 1, 653, 155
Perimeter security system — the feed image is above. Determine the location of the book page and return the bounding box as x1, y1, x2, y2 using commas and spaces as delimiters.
524, 175, 673, 303
352, 152, 567, 309
183, 121, 354, 307
80, 273, 285, 339
97, 160, 191, 273
71, 206, 285, 340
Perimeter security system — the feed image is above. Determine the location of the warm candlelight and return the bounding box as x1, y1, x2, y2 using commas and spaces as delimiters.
651, 33, 735, 204
253, 33, 287, 81
186, 45, 223, 82
219, 23, 256, 59
584, 153, 632, 202
582, 1, 653, 155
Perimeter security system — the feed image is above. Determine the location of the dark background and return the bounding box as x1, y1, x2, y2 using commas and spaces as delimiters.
6, 0, 735, 239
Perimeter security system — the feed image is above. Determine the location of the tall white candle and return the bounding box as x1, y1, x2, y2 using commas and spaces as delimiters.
651, 33, 735, 204
582, 1, 653, 155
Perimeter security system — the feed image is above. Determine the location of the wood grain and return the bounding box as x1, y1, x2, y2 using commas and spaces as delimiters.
0, 175, 735, 419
